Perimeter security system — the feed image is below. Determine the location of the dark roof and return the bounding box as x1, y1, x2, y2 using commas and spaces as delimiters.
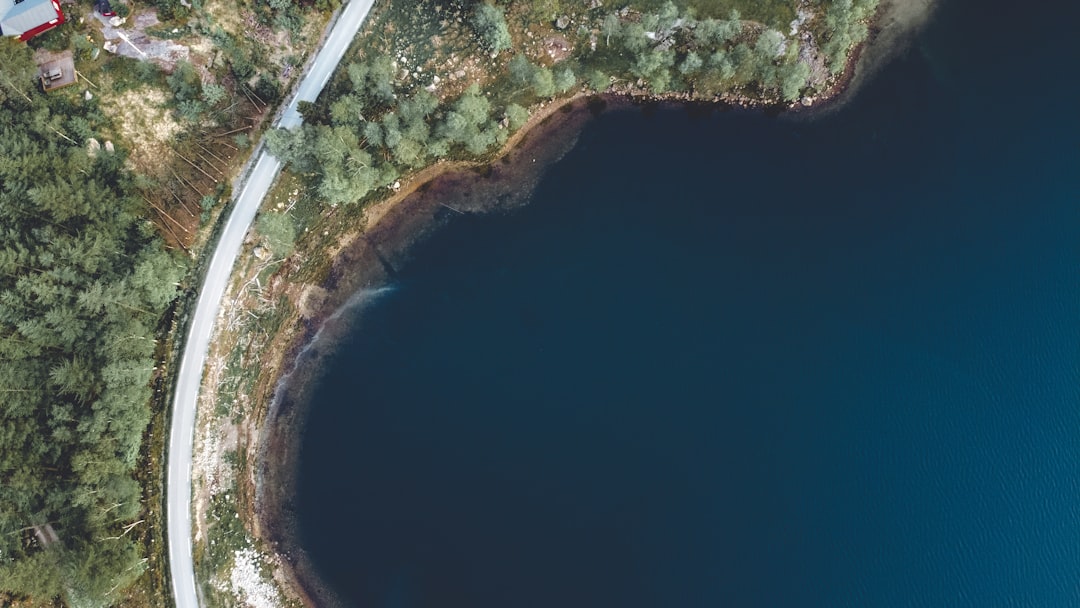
0, 0, 63, 39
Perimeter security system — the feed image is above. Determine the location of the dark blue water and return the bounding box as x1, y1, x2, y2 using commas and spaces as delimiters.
294, 0, 1080, 605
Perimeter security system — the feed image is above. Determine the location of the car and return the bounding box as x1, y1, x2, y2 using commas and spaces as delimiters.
94, 0, 116, 17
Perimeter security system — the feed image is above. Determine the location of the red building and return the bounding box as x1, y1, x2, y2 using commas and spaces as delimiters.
0, 0, 65, 42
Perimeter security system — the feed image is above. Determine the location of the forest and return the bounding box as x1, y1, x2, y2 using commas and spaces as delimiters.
0, 39, 182, 603
267, 0, 878, 210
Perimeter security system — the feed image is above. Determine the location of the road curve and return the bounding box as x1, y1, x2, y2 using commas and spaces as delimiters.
166, 1, 375, 606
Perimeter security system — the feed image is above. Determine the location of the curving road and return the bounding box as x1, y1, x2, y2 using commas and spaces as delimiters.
166, 1, 375, 605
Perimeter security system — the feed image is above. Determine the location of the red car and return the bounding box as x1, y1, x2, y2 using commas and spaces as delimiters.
95, 0, 116, 17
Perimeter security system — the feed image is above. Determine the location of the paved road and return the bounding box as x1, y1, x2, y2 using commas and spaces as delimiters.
166, 1, 375, 606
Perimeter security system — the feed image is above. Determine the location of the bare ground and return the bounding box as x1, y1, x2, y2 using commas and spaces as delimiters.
93, 10, 190, 71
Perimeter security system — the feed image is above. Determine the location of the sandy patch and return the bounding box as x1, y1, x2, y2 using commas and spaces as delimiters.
230, 548, 283, 608
102, 87, 182, 173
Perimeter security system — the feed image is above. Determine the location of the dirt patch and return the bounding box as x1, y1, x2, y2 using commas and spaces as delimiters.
102, 87, 182, 173
541, 35, 573, 62
94, 10, 190, 71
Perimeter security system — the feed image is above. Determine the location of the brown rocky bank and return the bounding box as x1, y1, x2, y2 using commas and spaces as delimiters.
253, 94, 598, 607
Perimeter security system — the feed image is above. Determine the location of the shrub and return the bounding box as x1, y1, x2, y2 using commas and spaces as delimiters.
554, 67, 577, 93
471, 3, 512, 54
505, 103, 529, 130
257, 212, 296, 256
531, 66, 556, 97
586, 69, 609, 91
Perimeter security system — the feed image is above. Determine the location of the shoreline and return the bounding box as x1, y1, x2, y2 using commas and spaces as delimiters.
254, 92, 598, 607
257, 92, 806, 607
233, 1, 939, 603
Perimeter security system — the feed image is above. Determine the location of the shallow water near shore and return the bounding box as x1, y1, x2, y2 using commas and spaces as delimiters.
287, 0, 1080, 605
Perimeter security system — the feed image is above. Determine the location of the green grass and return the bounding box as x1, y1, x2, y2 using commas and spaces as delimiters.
196, 485, 255, 606
620, 0, 797, 27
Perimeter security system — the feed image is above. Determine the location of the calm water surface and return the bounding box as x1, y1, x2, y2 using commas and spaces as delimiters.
294, 0, 1080, 605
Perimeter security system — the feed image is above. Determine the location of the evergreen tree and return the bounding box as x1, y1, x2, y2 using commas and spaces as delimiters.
0, 62, 180, 601
780, 60, 812, 101
587, 69, 609, 91
471, 3, 513, 54
509, 53, 534, 86
505, 103, 529, 131
0, 39, 36, 104
679, 51, 704, 75
531, 66, 556, 97
554, 67, 577, 93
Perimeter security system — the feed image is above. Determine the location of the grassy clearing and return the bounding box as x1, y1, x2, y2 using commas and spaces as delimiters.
627, 0, 798, 26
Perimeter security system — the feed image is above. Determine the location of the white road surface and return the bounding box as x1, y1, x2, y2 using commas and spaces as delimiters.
166, 1, 375, 606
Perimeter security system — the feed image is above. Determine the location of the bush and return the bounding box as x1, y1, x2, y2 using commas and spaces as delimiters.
531, 66, 556, 97
780, 61, 811, 101
471, 3, 512, 53
167, 61, 201, 102
176, 99, 204, 122
586, 69, 609, 91
554, 67, 577, 93
255, 73, 282, 103
257, 211, 296, 256
201, 82, 226, 106
505, 103, 529, 130
154, 0, 188, 21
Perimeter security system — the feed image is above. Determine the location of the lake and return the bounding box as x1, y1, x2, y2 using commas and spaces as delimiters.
291, 0, 1080, 605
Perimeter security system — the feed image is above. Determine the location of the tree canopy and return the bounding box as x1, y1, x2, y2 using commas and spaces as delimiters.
0, 41, 180, 603
268, 59, 516, 206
